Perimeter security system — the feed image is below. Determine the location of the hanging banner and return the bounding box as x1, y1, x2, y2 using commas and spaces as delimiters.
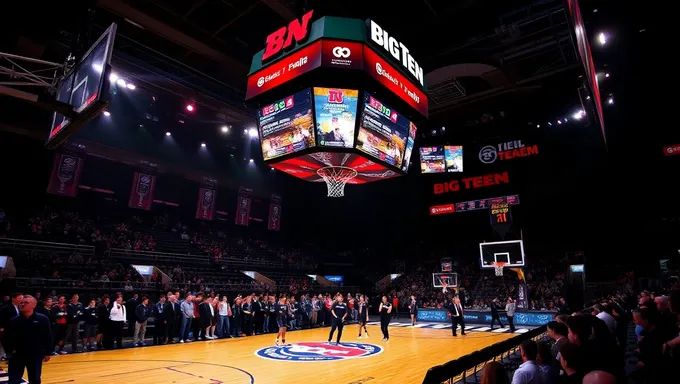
516, 281, 529, 309
47, 153, 83, 197
489, 202, 512, 226
128, 172, 156, 210
235, 187, 253, 226
195, 187, 217, 221
268, 194, 282, 231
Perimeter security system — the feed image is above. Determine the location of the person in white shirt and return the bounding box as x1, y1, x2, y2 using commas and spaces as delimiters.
592, 304, 616, 334
108, 296, 126, 349
505, 297, 517, 332
512, 340, 547, 384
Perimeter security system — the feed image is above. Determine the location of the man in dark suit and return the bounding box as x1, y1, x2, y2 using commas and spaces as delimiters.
0, 293, 22, 360
448, 297, 466, 336
164, 295, 180, 343
490, 297, 504, 330
547, 321, 569, 361
1, 295, 52, 384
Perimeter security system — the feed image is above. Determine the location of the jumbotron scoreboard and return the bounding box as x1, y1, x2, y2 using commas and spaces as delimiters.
246, 11, 429, 196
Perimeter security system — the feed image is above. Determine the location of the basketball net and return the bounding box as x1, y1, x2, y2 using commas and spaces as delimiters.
317, 166, 358, 197
442, 283, 448, 293
492, 262, 506, 276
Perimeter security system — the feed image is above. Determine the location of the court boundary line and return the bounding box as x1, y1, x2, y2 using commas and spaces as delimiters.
45, 359, 255, 384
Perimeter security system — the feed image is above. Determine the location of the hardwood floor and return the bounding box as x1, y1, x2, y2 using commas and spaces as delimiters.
33, 324, 514, 384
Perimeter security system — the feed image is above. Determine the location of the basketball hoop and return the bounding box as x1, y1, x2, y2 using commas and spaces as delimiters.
317, 166, 358, 197
492, 262, 506, 276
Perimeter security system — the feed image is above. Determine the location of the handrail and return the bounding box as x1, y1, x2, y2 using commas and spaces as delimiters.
107, 247, 310, 271
0, 238, 95, 255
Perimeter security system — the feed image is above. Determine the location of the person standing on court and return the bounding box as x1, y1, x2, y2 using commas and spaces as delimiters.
490, 297, 505, 330
448, 297, 466, 336
505, 297, 516, 332
378, 296, 392, 341
327, 293, 348, 345
1, 295, 52, 384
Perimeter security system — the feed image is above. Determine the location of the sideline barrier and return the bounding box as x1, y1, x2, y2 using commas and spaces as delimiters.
0, 238, 95, 256
417, 308, 555, 326
422, 325, 548, 384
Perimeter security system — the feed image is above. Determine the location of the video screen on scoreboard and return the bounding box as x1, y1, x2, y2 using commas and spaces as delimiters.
314, 88, 359, 148
258, 88, 315, 161
356, 93, 409, 168
420, 145, 463, 173
401, 122, 417, 171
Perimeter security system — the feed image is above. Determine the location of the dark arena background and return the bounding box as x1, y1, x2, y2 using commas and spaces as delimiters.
0, 1, 675, 384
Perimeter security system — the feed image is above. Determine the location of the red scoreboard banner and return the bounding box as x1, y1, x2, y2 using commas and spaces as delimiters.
235, 187, 253, 226
663, 144, 680, 156
430, 204, 455, 215
363, 46, 428, 117
268, 194, 282, 231
195, 188, 217, 221
128, 172, 156, 211
47, 153, 83, 197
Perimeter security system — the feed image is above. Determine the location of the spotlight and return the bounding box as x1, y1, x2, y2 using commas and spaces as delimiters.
249, 159, 254, 163
126, 83, 136, 90
270, 167, 275, 171
607, 96, 614, 105
109, 73, 119, 83
248, 128, 258, 138
201, 142, 206, 147
221, 126, 229, 133
92, 63, 103, 73
598, 32, 607, 45
572, 110, 585, 120
186, 104, 195, 112
103, 111, 111, 117
165, 131, 171, 136
604, 73, 610, 78
244, 129, 248, 134
536, 124, 540, 128
557, 120, 562, 125
116, 78, 126, 87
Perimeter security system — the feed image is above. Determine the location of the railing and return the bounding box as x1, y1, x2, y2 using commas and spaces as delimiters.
11, 277, 160, 291
107, 247, 311, 271
422, 326, 548, 384
0, 238, 95, 256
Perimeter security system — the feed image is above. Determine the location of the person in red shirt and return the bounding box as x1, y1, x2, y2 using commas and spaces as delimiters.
50, 296, 68, 354
392, 296, 399, 319
191, 294, 203, 340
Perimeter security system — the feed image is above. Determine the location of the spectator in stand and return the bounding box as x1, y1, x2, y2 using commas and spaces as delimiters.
632, 307, 666, 382
134, 297, 151, 346
582, 371, 617, 384
592, 304, 616, 335
536, 342, 557, 382
481, 361, 510, 384
558, 343, 586, 384
511, 340, 546, 384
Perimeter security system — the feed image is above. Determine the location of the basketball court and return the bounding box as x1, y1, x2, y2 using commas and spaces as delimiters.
30, 324, 514, 384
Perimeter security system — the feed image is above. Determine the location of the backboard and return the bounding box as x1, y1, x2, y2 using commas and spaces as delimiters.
46, 23, 117, 149
479, 240, 525, 269
432, 272, 458, 288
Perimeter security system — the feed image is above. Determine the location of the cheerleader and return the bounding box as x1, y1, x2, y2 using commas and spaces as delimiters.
274, 295, 289, 346
357, 295, 369, 339
378, 296, 392, 341
328, 293, 348, 345
409, 295, 418, 326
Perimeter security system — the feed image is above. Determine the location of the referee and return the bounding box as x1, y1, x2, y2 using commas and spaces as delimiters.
1, 295, 52, 384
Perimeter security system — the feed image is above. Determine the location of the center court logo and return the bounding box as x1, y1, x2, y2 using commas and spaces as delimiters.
255, 342, 382, 362
332, 46, 351, 58
478, 146, 498, 164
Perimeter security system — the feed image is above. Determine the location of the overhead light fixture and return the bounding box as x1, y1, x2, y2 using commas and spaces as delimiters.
116, 78, 126, 87
572, 110, 585, 120
249, 159, 254, 163
92, 63, 103, 73
201, 142, 206, 147
126, 83, 136, 90
165, 131, 171, 136
598, 32, 607, 45
186, 104, 195, 112
103, 111, 111, 117
604, 73, 610, 78
221, 126, 229, 133
248, 128, 258, 138
109, 73, 119, 83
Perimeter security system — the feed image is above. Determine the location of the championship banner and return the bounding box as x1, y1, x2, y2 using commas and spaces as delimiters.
489, 202, 512, 226
268, 194, 282, 231
195, 187, 217, 221
128, 172, 156, 210
235, 187, 253, 226
47, 153, 83, 197
516, 281, 529, 309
